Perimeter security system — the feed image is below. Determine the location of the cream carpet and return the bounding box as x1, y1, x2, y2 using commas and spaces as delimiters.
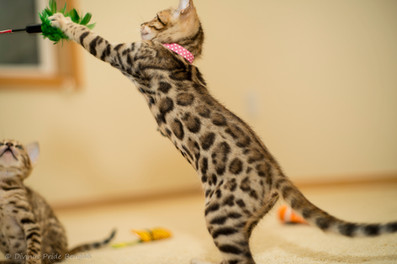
2, 183, 397, 263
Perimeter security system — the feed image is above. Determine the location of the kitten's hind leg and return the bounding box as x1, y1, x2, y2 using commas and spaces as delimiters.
41, 218, 68, 264
197, 192, 279, 264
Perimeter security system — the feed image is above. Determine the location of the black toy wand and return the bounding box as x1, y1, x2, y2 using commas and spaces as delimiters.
0, 0, 95, 43
0, 24, 42, 35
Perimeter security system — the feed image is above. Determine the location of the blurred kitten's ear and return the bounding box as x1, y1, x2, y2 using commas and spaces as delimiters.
177, 0, 194, 15
26, 142, 40, 165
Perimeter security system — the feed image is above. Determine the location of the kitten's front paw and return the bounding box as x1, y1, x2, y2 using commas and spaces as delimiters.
49, 13, 72, 30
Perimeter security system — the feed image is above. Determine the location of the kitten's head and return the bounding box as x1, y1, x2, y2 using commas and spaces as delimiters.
140, 0, 204, 57
0, 140, 39, 180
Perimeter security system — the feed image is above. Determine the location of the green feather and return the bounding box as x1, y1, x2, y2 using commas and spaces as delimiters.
87, 23, 96, 30
60, 3, 67, 14
80, 13, 92, 26
40, 0, 95, 44
68, 9, 79, 23
50, 0, 57, 13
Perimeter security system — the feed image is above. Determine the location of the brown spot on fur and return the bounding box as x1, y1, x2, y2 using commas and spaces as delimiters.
229, 158, 243, 175
211, 112, 227, 126
196, 105, 211, 118
187, 138, 200, 160
159, 97, 174, 114
211, 142, 231, 176
282, 186, 293, 198
182, 113, 201, 133
249, 190, 258, 199
222, 195, 235, 206
209, 174, 218, 185
225, 178, 237, 192
256, 163, 266, 177
176, 93, 195, 106
240, 177, 251, 192
225, 123, 251, 148
171, 119, 184, 140
247, 148, 265, 164
236, 199, 246, 208
200, 132, 216, 150
200, 157, 208, 175
159, 82, 172, 93
170, 68, 192, 81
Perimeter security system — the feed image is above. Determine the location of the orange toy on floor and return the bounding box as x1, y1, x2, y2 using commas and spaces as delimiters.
278, 205, 307, 224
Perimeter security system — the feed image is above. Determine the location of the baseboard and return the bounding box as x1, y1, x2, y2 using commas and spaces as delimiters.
53, 173, 397, 211
53, 186, 202, 211
293, 173, 397, 189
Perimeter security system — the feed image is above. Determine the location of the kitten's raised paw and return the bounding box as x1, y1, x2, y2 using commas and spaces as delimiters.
191, 259, 214, 264
49, 13, 72, 29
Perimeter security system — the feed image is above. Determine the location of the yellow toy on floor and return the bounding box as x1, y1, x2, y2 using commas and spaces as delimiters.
112, 227, 172, 248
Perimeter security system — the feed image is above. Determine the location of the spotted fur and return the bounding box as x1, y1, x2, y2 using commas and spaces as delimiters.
50, 0, 397, 263
0, 140, 115, 264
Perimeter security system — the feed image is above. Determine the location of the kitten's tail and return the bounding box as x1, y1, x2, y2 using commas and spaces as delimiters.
276, 176, 397, 237
67, 229, 116, 255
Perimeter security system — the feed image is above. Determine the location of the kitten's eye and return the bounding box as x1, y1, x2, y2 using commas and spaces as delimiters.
156, 14, 166, 26
15, 145, 23, 150
0, 142, 4, 146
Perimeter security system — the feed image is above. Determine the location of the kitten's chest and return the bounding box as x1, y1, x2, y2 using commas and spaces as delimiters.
0, 185, 31, 228
0, 213, 24, 235
0, 188, 33, 252
0, 180, 26, 202
0, 206, 26, 249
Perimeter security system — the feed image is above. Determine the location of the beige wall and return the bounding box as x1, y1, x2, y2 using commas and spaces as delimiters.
0, 0, 396, 206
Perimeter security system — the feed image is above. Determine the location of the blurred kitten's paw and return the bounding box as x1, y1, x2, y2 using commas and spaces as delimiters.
49, 13, 72, 29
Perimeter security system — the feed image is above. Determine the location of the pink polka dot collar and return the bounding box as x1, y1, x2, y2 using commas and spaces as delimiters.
163, 43, 194, 64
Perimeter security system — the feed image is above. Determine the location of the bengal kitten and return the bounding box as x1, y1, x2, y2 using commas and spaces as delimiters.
49, 0, 397, 263
0, 140, 115, 264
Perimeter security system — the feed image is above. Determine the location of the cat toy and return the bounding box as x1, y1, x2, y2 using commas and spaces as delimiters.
0, 0, 94, 43
278, 205, 307, 224
112, 227, 172, 249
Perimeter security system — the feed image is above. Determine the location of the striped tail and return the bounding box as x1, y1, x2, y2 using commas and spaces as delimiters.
68, 229, 116, 255
276, 177, 397, 237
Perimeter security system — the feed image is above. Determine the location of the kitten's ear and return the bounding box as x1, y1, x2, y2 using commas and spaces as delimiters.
26, 142, 40, 165
177, 0, 194, 15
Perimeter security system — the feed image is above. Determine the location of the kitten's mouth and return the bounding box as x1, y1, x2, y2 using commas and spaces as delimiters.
140, 29, 153, 41
141, 32, 151, 40
0, 148, 17, 160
